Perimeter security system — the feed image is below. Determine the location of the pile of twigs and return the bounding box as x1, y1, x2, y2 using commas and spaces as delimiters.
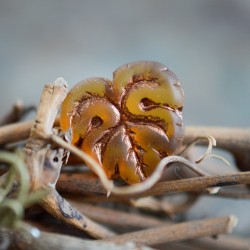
0, 79, 250, 250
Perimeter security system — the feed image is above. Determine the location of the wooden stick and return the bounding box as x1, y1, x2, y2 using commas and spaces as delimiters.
0, 102, 35, 126
57, 171, 250, 198
1, 124, 249, 151
159, 235, 250, 250
42, 190, 115, 238
184, 126, 250, 150
143, 171, 250, 198
186, 235, 250, 250
22, 80, 115, 239
1, 122, 249, 173
195, 189, 250, 199
0, 120, 33, 145
0, 227, 154, 250
68, 200, 165, 229
184, 126, 250, 171
57, 172, 106, 195
102, 216, 237, 246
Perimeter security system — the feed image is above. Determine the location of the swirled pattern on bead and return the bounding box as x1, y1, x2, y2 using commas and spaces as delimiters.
60, 61, 184, 184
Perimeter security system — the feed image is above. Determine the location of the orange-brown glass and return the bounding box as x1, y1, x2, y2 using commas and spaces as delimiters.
60, 61, 184, 184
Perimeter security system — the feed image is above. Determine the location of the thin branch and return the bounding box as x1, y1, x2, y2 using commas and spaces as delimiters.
0, 121, 33, 145
57, 170, 250, 198
67, 200, 165, 229
184, 126, 250, 150
52, 135, 210, 196
42, 190, 115, 239
186, 235, 250, 250
194, 188, 250, 199
57, 172, 106, 195
184, 126, 250, 171
0, 101, 35, 126
102, 216, 237, 246
22, 79, 114, 238
130, 171, 250, 198
1, 121, 249, 173
0, 227, 154, 250
1, 124, 248, 152
159, 235, 250, 250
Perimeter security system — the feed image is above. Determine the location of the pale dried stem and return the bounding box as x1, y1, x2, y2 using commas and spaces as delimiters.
180, 136, 216, 163
195, 188, 250, 199
184, 126, 250, 171
161, 235, 250, 250
186, 235, 250, 250
57, 169, 194, 217
132, 171, 250, 198
42, 190, 115, 238
57, 170, 250, 198
1, 121, 249, 171
23, 80, 115, 239
67, 200, 165, 229
184, 126, 250, 150
130, 194, 199, 217
130, 196, 175, 217
0, 121, 33, 145
1, 124, 248, 153
51, 135, 208, 196
59, 176, 198, 217
24, 83, 68, 189
102, 216, 237, 246
0, 101, 35, 126
0, 227, 153, 250
57, 172, 106, 194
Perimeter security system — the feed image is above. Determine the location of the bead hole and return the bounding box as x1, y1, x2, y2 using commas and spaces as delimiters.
91, 116, 103, 128
140, 98, 155, 110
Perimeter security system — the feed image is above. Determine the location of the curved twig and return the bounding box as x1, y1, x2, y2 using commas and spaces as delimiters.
51, 135, 209, 196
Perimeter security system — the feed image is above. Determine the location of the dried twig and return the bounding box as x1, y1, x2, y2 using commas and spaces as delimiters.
188, 235, 250, 250
67, 200, 165, 230
161, 235, 250, 250
51, 135, 211, 196
0, 82, 247, 248
0, 227, 154, 250
42, 190, 115, 238
194, 186, 250, 199
0, 101, 35, 126
0, 121, 33, 145
102, 216, 237, 246
130, 193, 199, 217
184, 126, 250, 171
23, 79, 114, 238
132, 171, 250, 198
210, 190, 250, 199
57, 172, 106, 195
1, 124, 249, 155
57, 170, 250, 198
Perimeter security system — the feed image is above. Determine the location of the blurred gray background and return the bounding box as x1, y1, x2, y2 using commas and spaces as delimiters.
0, 0, 249, 236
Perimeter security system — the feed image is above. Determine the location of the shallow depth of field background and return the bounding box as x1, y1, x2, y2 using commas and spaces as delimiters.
0, 0, 249, 235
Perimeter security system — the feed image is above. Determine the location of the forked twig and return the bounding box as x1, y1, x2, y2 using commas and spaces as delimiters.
23, 78, 114, 238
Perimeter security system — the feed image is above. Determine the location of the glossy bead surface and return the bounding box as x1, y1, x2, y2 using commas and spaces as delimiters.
60, 61, 184, 184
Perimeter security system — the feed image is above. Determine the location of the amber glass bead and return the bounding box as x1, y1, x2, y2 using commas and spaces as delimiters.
60, 61, 184, 184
